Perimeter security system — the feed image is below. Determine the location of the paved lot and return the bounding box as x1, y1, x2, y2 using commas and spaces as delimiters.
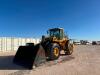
0, 45, 100, 75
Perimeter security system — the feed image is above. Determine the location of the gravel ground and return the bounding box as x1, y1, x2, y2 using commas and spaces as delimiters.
0, 45, 100, 75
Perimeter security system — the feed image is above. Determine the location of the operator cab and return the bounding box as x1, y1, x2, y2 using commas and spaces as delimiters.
47, 28, 65, 40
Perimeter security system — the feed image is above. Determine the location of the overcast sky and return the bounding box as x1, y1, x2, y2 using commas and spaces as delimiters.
0, 0, 100, 40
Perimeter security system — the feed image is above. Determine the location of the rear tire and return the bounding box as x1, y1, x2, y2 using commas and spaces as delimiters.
65, 43, 73, 55
47, 43, 60, 60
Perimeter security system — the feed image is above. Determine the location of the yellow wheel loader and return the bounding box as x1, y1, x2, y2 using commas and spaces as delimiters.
13, 28, 74, 69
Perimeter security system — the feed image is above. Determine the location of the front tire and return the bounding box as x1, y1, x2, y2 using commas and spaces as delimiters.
47, 43, 60, 60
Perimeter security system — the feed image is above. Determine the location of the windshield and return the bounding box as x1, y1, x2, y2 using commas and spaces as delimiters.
49, 30, 60, 38
47, 29, 64, 40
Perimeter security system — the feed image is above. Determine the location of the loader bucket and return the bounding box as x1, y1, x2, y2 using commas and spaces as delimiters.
13, 44, 46, 69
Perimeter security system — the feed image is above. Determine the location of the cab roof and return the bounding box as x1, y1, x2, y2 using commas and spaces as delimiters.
48, 28, 64, 31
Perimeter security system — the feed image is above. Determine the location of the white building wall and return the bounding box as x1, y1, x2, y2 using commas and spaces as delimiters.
0, 37, 40, 52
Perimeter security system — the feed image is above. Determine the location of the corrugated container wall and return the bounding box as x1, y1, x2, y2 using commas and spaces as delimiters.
0, 37, 40, 52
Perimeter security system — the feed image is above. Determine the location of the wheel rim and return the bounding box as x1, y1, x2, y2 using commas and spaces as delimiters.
54, 47, 59, 57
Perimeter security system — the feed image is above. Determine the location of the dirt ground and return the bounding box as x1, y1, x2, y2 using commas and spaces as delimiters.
0, 45, 100, 75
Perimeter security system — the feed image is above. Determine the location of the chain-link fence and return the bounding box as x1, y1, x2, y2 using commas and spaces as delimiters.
0, 37, 40, 52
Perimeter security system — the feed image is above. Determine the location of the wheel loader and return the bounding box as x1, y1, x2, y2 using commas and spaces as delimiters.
13, 28, 74, 69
